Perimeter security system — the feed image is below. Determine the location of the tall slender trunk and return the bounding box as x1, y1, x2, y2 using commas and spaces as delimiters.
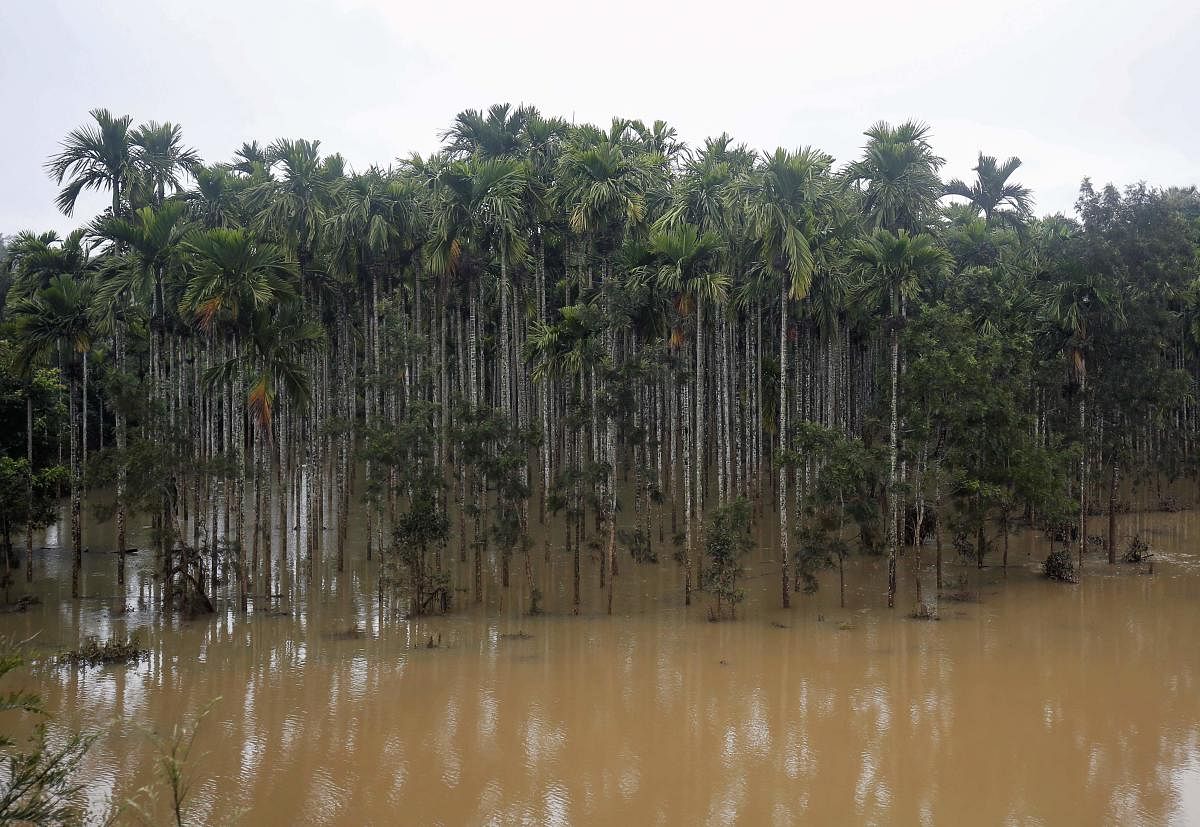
499, 249, 511, 420
606, 329, 617, 616
1107, 459, 1119, 565
886, 293, 900, 609
25, 397, 34, 584
81, 351, 88, 475
69, 376, 81, 599
778, 283, 790, 609
682, 376, 693, 606
234, 334, 247, 610
115, 326, 127, 590
934, 475, 943, 593
1078, 391, 1086, 574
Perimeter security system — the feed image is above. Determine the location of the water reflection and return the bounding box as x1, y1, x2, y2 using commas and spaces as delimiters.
1, 500, 1198, 823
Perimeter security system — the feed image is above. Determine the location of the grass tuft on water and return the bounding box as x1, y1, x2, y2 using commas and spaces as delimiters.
61, 633, 148, 667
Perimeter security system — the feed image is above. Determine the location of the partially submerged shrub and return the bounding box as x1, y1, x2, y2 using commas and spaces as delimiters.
1123, 535, 1151, 564
61, 632, 148, 667
1043, 549, 1078, 583
618, 527, 657, 564
911, 602, 938, 621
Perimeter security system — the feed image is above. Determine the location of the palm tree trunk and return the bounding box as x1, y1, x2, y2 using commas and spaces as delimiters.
234, 334, 247, 611
1107, 459, 1119, 565
778, 283, 790, 609
115, 321, 127, 588
1078, 392, 1086, 574
682, 373, 693, 606
81, 350, 88, 481
887, 295, 900, 609
606, 334, 617, 617
25, 396, 34, 584
499, 249, 511, 420
695, 302, 706, 523
69, 375, 82, 599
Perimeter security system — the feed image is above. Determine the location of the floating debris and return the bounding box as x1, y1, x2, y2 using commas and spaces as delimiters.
324, 625, 365, 641
61, 633, 148, 667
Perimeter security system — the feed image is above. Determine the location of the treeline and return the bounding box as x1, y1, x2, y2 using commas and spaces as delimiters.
1, 105, 1197, 618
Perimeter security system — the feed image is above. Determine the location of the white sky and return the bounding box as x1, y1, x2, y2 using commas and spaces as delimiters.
2, 0, 1197, 235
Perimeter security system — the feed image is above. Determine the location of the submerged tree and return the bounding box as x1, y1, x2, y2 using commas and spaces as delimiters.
701, 498, 754, 620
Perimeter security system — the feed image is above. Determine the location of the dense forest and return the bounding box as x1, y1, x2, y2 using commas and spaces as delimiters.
2, 104, 1198, 621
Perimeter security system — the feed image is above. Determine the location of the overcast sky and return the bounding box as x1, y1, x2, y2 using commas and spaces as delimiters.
2, 0, 1196, 236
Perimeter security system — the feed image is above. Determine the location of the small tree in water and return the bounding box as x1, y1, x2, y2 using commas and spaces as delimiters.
456, 405, 542, 614
784, 423, 885, 608
362, 402, 450, 617
702, 498, 753, 620
394, 491, 450, 616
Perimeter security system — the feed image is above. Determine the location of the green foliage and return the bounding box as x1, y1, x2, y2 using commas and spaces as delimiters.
0, 341, 64, 462
1123, 535, 1151, 564
0, 457, 65, 544
117, 699, 221, 827
1043, 548, 1078, 583
701, 498, 754, 619
0, 638, 92, 825
60, 632, 148, 667
785, 423, 887, 562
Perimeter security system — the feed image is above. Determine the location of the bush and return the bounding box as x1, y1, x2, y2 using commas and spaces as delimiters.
1158, 495, 1182, 513
1043, 548, 1078, 582
1123, 535, 1151, 564
701, 499, 754, 620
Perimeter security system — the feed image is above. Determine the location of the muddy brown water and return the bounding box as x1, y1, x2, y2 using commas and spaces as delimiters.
2, 498, 1199, 825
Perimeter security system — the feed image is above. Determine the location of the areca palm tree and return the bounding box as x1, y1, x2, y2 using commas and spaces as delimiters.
183, 228, 297, 609
46, 108, 136, 218
526, 301, 607, 613
851, 229, 951, 607
10, 275, 95, 597
1046, 260, 1122, 569
472, 157, 533, 420
845, 121, 944, 234
184, 164, 245, 229
3, 230, 92, 303
556, 136, 653, 613
944, 153, 1032, 231
442, 103, 529, 160
93, 201, 192, 590
245, 303, 322, 594
652, 223, 728, 604
246, 138, 341, 277
131, 121, 201, 207
743, 146, 833, 609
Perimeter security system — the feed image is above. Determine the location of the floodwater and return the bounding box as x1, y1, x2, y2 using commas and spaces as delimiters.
2, 494, 1199, 825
